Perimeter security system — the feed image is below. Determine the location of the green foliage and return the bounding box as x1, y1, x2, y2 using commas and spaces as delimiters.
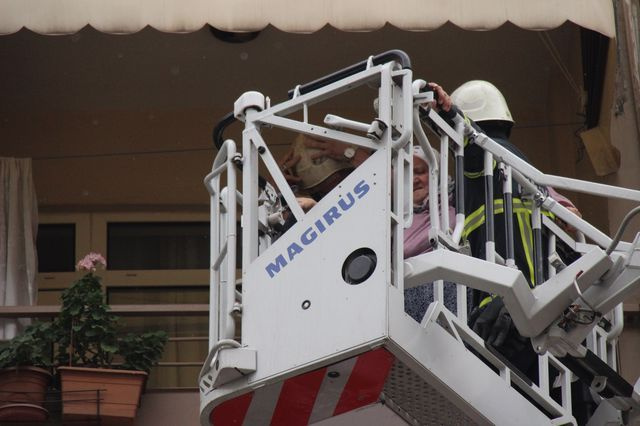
1, 270, 167, 373
54, 272, 168, 372
0, 322, 53, 369
118, 331, 168, 373
55, 273, 119, 368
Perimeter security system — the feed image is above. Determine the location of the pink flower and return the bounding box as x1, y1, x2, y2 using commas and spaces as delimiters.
77, 252, 107, 272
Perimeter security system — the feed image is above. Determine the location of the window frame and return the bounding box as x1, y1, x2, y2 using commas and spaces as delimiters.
92, 212, 210, 288
37, 213, 91, 290
36, 211, 212, 389
37, 211, 211, 290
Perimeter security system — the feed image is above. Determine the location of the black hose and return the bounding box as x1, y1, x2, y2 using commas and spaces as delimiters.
213, 50, 411, 149
211, 50, 412, 188
286, 49, 411, 99
606, 205, 640, 254
211, 111, 269, 188
212, 112, 237, 150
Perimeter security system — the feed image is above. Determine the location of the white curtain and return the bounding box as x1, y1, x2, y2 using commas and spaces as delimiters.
0, 158, 38, 340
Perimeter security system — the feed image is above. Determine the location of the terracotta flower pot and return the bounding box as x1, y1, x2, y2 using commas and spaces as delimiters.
0, 366, 52, 421
58, 366, 147, 425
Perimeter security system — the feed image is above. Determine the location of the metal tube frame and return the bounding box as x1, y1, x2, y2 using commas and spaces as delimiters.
202, 54, 640, 425
471, 130, 640, 250
204, 140, 239, 348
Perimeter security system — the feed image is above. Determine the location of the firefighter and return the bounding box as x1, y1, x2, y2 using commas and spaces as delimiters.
451, 80, 578, 287
431, 80, 580, 379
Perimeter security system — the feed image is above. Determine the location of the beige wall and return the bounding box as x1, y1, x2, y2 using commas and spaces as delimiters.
137, 390, 200, 426
544, 27, 610, 233
608, 0, 640, 299
136, 392, 408, 426
4, 108, 215, 209
619, 317, 640, 384
607, 2, 640, 384
1, 23, 592, 216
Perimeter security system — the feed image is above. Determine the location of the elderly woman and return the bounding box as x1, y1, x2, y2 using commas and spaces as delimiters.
403, 145, 463, 322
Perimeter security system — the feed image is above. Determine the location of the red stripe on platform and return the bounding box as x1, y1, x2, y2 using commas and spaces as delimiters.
333, 348, 395, 416
210, 391, 253, 425
271, 367, 327, 426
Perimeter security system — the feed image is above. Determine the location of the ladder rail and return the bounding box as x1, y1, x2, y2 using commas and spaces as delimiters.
204, 139, 240, 349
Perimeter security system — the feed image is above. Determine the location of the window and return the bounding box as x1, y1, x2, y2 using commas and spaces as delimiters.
37, 224, 76, 272
37, 212, 211, 389
107, 222, 209, 270
36, 214, 91, 289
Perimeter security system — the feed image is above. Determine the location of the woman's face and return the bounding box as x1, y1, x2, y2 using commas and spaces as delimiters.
413, 156, 430, 205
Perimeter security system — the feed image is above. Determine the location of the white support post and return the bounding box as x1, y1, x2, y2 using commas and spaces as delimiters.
389, 64, 413, 288
391, 69, 413, 151
219, 190, 231, 340
439, 134, 450, 234
538, 353, 550, 395
242, 115, 261, 271
434, 280, 444, 306
456, 283, 468, 323
412, 110, 439, 239
392, 147, 411, 289
549, 234, 557, 277
224, 157, 238, 340
204, 139, 239, 348
244, 128, 304, 221
208, 166, 220, 349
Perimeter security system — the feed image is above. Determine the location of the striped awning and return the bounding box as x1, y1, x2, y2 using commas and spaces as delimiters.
0, 0, 616, 37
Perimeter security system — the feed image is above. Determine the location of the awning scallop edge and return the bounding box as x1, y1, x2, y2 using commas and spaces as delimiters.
0, 0, 615, 37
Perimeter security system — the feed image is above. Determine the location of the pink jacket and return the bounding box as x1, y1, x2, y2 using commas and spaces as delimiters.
403, 207, 457, 258
403, 187, 575, 259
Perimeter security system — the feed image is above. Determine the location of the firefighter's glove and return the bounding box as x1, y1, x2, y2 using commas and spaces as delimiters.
469, 297, 512, 348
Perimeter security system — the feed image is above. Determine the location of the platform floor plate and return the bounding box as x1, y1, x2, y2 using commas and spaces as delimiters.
383, 359, 477, 425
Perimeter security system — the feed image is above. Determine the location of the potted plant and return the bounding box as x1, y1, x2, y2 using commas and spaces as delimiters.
0, 321, 53, 421
55, 253, 168, 424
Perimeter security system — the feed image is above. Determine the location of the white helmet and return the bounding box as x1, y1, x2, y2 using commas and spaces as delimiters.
450, 80, 514, 124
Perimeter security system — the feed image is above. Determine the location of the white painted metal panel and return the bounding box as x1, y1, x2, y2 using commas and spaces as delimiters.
243, 149, 391, 383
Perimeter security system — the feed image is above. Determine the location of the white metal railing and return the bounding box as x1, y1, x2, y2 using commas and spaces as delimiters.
425, 302, 576, 425
417, 102, 639, 372
204, 139, 240, 349
412, 100, 640, 423
202, 51, 640, 424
